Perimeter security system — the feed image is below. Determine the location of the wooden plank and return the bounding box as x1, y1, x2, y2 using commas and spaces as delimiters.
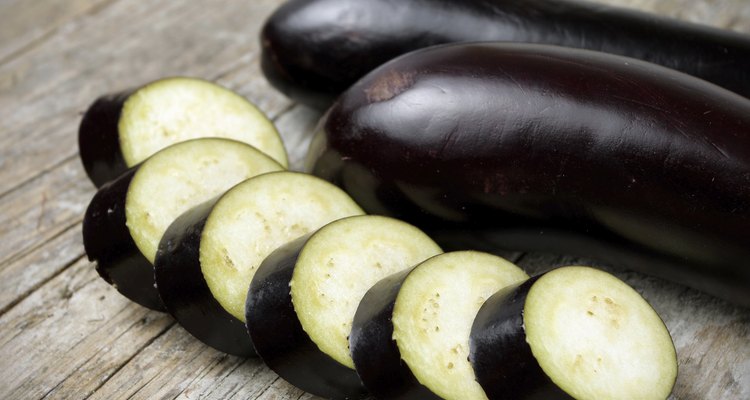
0, 1, 747, 400
0, 258, 173, 399
0, 0, 113, 65
516, 252, 750, 399
0, 101, 299, 313
87, 327, 281, 400
603, 0, 750, 31
0, 157, 92, 267
0, 0, 290, 196
0, 222, 85, 314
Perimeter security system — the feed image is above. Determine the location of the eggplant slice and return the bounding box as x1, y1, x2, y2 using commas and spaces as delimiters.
79, 77, 288, 186
83, 138, 283, 310
247, 215, 442, 399
470, 266, 677, 400
382, 251, 528, 400
155, 171, 364, 355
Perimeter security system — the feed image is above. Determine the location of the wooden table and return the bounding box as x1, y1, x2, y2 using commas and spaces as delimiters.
0, 0, 748, 399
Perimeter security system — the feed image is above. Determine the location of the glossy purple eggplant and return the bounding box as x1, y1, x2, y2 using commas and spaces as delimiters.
469, 276, 571, 400
79, 91, 133, 188
469, 267, 677, 399
153, 171, 363, 357
83, 138, 284, 312
82, 168, 165, 310
153, 199, 255, 356
245, 236, 368, 400
261, 0, 750, 108
78, 78, 288, 187
349, 269, 441, 400
307, 42, 750, 307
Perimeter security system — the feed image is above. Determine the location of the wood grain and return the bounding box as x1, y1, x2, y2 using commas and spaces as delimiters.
0, 0, 748, 399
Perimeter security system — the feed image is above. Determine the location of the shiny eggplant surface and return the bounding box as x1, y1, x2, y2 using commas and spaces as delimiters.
246, 236, 368, 400
82, 168, 165, 310
351, 251, 527, 400
79, 91, 132, 187
261, 0, 750, 108
349, 269, 444, 400
307, 42, 750, 307
154, 171, 363, 357
469, 267, 677, 399
153, 199, 255, 356
78, 77, 288, 187
84, 138, 283, 311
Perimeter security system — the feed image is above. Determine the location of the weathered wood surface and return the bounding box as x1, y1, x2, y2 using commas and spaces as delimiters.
0, 0, 747, 399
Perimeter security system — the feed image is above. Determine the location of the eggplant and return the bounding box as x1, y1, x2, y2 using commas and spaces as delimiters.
154, 171, 364, 356
79, 77, 288, 187
350, 251, 528, 400
261, 0, 750, 108
83, 138, 283, 310
306, 42, 750, 307
470, 266, 677, 400
246, 215, 441, 399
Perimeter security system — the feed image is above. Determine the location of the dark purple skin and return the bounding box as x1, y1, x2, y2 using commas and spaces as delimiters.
261, 0, 750, 109
153, 199, 255, 357
307, 42, 750, 307
82, 168, 165, 311
349, 268, 441, 400
246, 235, 368, 399
78, 90, 133, 187
469, 276, 573, 400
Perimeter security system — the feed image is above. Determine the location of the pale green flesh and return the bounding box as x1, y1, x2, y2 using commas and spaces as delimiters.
200, 172, 364, 322
125, 138, 283, 264
393, 251, 528, 400
119, 77, 287, 168
525, 266, 677, 400
291, 215, 443, 369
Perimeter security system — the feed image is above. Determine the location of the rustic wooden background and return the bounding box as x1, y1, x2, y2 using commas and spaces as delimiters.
0, 0, 748, 399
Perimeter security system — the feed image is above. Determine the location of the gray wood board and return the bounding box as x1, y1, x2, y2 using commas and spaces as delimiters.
0, 0, 748, 399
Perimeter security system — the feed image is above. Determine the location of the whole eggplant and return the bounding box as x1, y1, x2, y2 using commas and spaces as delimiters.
261, 0, 750, 109
306, 42, 750, 307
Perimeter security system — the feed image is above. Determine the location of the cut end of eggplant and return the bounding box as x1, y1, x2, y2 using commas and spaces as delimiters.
525, 266, 677, 400
392, 251, 528, 400
291, 215, 442, 369
200, 171, 364, 322
118, 77, 288, 167
126, 138, 284, 264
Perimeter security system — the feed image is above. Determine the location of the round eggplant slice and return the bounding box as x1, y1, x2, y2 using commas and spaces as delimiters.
470, 266, 677, 400
247, 215, 442, 399
155, 171, 364, 356
79, 77, 288, 187
383, 251, 528, 400
83, 138, 283, 310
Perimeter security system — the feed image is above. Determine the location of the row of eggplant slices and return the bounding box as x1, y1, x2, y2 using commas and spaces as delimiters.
80, 77, 678, 400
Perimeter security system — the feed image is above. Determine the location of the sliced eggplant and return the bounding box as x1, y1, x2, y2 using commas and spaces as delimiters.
352, 251, 528, 400
154, 171, 364, 356
246, 215, 442, 399
83, 138, 283, 310
470, 266, 677, 400
79, 77, 288, 187
307, 42, 750, 307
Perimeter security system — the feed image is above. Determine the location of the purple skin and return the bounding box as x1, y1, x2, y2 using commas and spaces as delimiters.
349, 268, 442, 400
154, 199, 256, 357
82, 168, 165, 311
307, 42, 750, 307
245, 235, 368, 400
261, 0, 750, 109
469, 276, 574, 400
78, 90, 133, 187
